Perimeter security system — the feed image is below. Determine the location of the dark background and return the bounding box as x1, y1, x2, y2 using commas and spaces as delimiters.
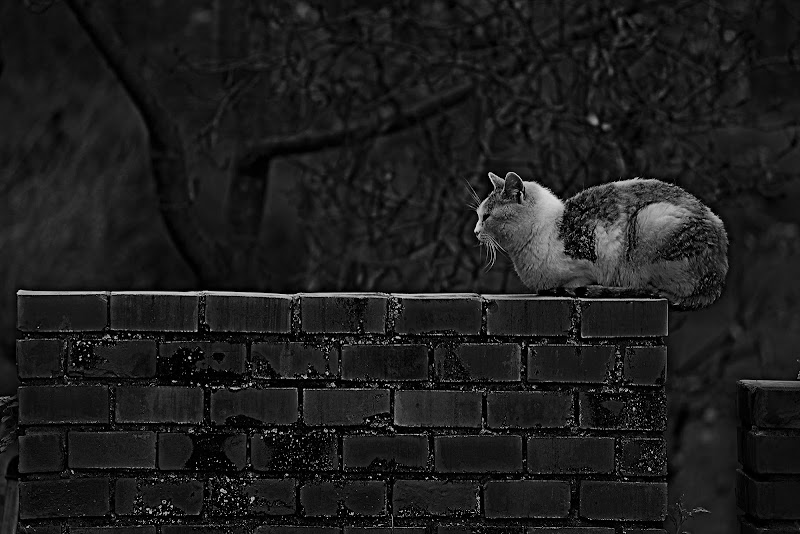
2, 1, 800, 532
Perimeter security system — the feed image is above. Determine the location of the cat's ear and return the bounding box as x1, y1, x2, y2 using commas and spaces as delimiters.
504, 172, 526, 203
488, 172, 504, 190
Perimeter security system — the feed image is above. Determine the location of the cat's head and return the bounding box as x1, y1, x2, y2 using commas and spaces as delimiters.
473, 171, 529, 244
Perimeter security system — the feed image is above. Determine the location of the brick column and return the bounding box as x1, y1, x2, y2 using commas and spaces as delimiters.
15, 290, 669, 533
737, 380, 800, 533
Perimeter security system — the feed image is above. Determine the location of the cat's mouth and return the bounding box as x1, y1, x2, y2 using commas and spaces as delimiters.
476, 232, 504, 271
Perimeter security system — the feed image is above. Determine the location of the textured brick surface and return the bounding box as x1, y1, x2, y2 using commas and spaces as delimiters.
394, 294, 482, 334
304, 388, 390, 426
68, 339, 157, 378
484, 295, 572, 336
115, 478, 204, 515
301, 293, 387, 333
739, 519, 800, 533
158, 432, 246, 471
204, 291, 292, 332
393, 480, 478, 516
528, 437, 615, 474
434, 435, 522, 472
300, 480, 386, 516
17, 290, 108, 332
110, 291, 199, 331
14, 291, 670, 532
619, 438, 667, 476
484, 480, 571, 518
736, 469, 800, 519
528, 345, 614, 383
252, 432, 338, 472
19, 478, 110, 518
579, 390, 666, 431
342, 344, 428, 381
116, 386, 203, 424
69, 431, 156, 469
159, 342, 246, 381
434, 343, 521, 382
18, 385, 109, 424
739, 430, 800, 474
579, 481, 668, 521
209, 477, 295, 516
580, 298, 668, 338
487, 391, 573, 428
16, 339, 62, 378
343, 434, 428, 470
211, 388, 298, 425
252, 342, 333, 379
738, 380, 800, 429
623, 346, 667, 385
395, 390, 482, 427
18, 431, 64, 473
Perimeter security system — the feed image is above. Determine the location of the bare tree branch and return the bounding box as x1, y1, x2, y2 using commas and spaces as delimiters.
64, 0, 228, 283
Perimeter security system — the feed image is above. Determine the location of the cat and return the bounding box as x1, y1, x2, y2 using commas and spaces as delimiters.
473, 171, 729, 310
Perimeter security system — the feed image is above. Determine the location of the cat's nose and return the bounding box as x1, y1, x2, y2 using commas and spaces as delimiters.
473, 222, 481, 237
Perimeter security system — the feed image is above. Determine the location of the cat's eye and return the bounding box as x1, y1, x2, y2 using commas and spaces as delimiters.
482, 213, 491, 221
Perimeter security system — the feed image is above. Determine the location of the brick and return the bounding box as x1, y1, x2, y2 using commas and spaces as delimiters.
68, 431, 155, 469
18, 385, 109, 424
394, 294, 482, 334
115, 478, 204, 515
621, 530, 667, 534
68, 339, 157, 378
16, 339, 62, 378
440, 529, 524, 534
209, 477, 295, 516
252, 342, 333, 379
161, 527, 247, 534
395, 390, 481, 428
738, 380, 800, 429
619, 437, 667, 476
485, 295, 572, 336
579, 298, 668, 338
110, 291, 199, 331
204, 291, 292, 332
116, 386, 203, 424
256, 528, 340, 534
527, 529, 615, 534
71, 529, 157, 534
343, 434, 428, 470
435, 435, 522, 473
304, 388, 389, 426
300, 480, 386, 516
484, 480, 571, 518
739, 429, 800, 474
579, 390, 666, 431
158, 432, 246, 471
211, 388, 297, 425
528, 345, 614, 383
579, 481, 667, 521
434, 343, 521, 382
346, 529, 426, 533
739, 519, 800, 533
252, 432, 337, 471
18, 526, 63, 534
159, 341, 246, 381
301, 293, 387, 333
487, 391, 573, 429
393, 480, 478, 516
19, 478, 110, 519
623, 346, 667, 385
342, 344, 428, 381
736, 469, 800, 519
18, 432, 63, 473
528, 437, 614, 474
17, 290, 108, 332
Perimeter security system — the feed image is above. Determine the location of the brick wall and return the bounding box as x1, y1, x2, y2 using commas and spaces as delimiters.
15, 290, 669, 533
737, 380, 800, 533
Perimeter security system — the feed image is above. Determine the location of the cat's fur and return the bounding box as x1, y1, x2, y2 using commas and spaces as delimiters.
473, 171, 728, 310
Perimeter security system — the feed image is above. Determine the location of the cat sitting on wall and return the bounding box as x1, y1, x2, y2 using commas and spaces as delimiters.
473, 172, 728, 310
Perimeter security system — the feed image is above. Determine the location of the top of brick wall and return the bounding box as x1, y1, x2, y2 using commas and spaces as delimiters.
16, 290, 668, 338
